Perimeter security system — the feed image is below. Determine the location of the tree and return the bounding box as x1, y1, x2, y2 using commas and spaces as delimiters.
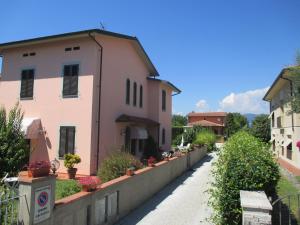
172, 114, 187, 127
250, 114, 270, 143
224, 113, 248, 137
0, 103, 30, 177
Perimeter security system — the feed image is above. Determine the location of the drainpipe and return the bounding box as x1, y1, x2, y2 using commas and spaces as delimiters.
88, 32, 103, 172
281, 77, 295, 131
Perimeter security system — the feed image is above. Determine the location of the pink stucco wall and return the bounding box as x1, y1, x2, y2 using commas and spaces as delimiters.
0, 33, 175, 175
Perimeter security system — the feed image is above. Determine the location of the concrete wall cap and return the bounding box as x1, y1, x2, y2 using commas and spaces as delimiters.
240, 190, 272, 211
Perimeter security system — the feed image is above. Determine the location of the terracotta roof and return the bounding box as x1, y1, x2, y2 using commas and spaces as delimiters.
188, 120, 224, 127
188, 112, 227, 117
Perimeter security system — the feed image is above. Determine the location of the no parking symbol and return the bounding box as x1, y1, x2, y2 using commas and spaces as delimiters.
34, 185, 51, 224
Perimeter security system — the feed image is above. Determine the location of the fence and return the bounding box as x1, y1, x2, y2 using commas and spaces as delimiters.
272, 193, 300, 225
18, 146, 207, 225
0, 186, 22, 225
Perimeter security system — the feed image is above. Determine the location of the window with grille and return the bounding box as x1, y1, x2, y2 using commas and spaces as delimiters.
126, 79, 130, 105
162, 90, 166, 111
59, 126, 76, 157
63, 64, 79, 97
20, 69, 34, 99
139, 85, 143, 108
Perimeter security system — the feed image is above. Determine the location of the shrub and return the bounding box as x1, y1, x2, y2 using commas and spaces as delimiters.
193, 129, 216, 152
98, 152, 143, 182
209, 131, 279, 225
143, 136, 162, 161
172, 126, 184, 141
64, 154, 81, 169
55, 180, 81, 200
172, 134, 182, 146
0, 103, 30, 177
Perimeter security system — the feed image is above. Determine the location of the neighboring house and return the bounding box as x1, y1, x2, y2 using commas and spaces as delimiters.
263, 66, 300, 175
0, 29, 181, 175
187, 112, 227, 135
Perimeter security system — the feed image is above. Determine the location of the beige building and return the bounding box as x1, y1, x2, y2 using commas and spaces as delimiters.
264, 66, 300, 174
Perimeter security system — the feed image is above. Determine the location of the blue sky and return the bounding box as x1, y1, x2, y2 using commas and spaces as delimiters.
1, 0, 299, 115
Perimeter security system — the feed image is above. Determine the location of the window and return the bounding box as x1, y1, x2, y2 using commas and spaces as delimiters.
287, 143, 292, 160
277, 116, 282, 128
133, 82, 137, 106
162, 90, 166, 111
65, 47, 72, 52
126, 79, 130, 105
271, 113, 275, 128
20, 69, 34, 99
59, 126, 75, 157
63, 64, 79, 97
73, 46, 80, 51
139, 85, 143, 108
162, 128, 166, 145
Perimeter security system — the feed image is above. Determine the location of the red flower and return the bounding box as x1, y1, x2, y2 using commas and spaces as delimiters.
148, 156, 156, 164
28, 161, 50, 170
297, 141, 300, 148
78, 176, 101, 186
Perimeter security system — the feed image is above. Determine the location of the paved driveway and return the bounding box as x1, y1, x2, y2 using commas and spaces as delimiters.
116, 153, 216, 225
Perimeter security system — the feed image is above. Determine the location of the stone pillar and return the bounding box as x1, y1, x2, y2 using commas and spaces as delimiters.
18, 172, 56, 225
240, 190, 272, 225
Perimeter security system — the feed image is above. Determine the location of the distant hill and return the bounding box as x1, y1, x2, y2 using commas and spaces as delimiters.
244, 113, 258, 126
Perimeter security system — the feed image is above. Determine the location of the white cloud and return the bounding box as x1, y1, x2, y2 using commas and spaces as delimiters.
196, 99, 209, 111
218, 87, 270, 114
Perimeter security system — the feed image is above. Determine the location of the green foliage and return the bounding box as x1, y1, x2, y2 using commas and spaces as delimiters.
287, 66, 300, 113
209, 131, 279, 225
143, 136, 162, 160
172, 114, 187, 127
0, 103, 30, 177
172, 126, 184, 141
64, 154, 81, 169
193, 129, 216, 152
224, 113, 248, 137
250, 114, 270, 143
55, 179, 81, 200
172, 134, 183, 146
0, 185, 18, 224
98, 151, 143, 182
172, 126, 206, 146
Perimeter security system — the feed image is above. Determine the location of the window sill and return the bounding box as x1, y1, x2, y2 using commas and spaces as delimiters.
20, 97, 34, 101
62, 95, 78, 99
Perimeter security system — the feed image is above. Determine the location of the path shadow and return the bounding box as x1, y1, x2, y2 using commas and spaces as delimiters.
115, 154, 214, 225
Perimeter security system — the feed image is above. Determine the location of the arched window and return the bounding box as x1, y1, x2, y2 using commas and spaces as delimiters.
126, 79, 130, 105
133, 82, 137, 106
162, 90, 166, 111
162, 128, 166, 145
139, 85, 143, 108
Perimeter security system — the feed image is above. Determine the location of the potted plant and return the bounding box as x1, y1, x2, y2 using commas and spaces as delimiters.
28, 161, 51, 178
148, 156, 156, 167
64, 153, 81, 179
126, 167, 135, 176
78, 176, 100, 192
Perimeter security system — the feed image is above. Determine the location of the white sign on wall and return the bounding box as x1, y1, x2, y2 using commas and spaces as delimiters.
34, 185, 51, 224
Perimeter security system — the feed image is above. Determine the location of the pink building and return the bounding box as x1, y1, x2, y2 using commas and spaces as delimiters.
0, 29, 180, 175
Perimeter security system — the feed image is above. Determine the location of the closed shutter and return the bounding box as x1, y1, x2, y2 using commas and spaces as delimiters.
20, 69, 34, 98
59, 127, 67, 157
63, 65, 78, 97
67, 127, 75, 154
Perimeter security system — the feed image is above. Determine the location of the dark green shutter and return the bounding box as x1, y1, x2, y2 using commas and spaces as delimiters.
20, 69, 34, 98
67, 127, 75, 154
63, 65, 78, 97
59, 127, 67, 157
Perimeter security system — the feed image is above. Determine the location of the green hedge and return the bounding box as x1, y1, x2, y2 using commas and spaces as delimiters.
172, 127, 184, 141
98, 152, 143, 183
193, 129, 216, 152
209, 131, 279, 225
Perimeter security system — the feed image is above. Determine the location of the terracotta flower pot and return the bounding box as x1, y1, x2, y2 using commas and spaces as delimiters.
164, 157, 169, 162
67, 168, 78, 179
148, 163, 155, 167
28, 167, 50, 178
126, 169, 134, 176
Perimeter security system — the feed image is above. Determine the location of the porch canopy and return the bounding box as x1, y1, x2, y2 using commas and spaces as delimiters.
21, 118, 41, 139
115, 114, 159, 126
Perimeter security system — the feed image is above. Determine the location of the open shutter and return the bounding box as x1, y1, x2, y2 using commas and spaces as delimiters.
59, 127, 67, 157
67, 127, 75, 154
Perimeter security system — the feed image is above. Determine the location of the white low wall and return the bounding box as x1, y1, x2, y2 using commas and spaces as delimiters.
30, 147, 207, 225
